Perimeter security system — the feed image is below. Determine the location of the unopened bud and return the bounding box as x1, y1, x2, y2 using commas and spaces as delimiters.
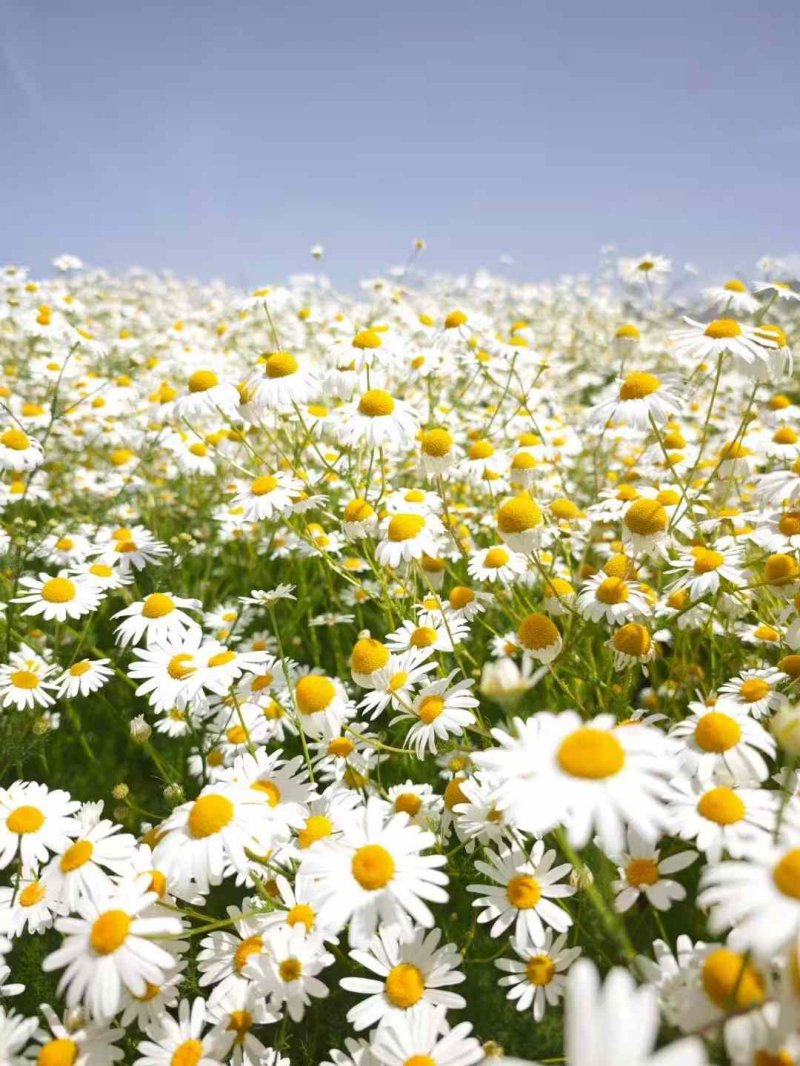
163, 783, 184, 806
112, 782, 129, 800
113, 805, 128, 822
570, 864, 595, 891
130, 715, 152, 743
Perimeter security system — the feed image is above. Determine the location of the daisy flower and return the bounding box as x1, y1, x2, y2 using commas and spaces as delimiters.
91, 525, 170, 573
291, 672, 354, 738
0, 426, 44, 471
385, 617, 469, 654
467, 544, 528, 584
206, 983, 279, 1066
610, 828, 696, 913
43, 878, 183, 1019
476, 711, 676, 852
376, 512, 444, 568
55, 657, 114, 698
0, 649, 58, 711
341, 924, 465, 1032
496, 493, 543, 553
30, 1004, 124, 1066
496, 929, 582, 1021
700, 841, 800, 959
668, 776, 777, 862
576, 573, 651, 625
669, 702, 775, 785
0, 781, 79, 871
229, 472, 304, 522
619, 252, 671, 285
517, 612, 562, 664
113, 592, 202, 647
297, 796, 448, 947
358, 649, 437, 719
247, 923, 334, 1022
174, 368, 240, 418
246, 351, 317, 410
396, 671, 478, 757
525, 959, 707, 1066
41, 804, 138, 910
468, 841, 575, 943
336, 388, 419, 450
702, 278, 759, 315
671, 317, 776, 373
371, 1005, 483, 1066
152, 784, 276, 896
420, 426, 456, 478
588, 371, 683, 430
12, 572, 103, 622
0, 872, 66, 935
136, 998, 224, 1066
0, 1006, 37, 1063
716, 667, 787, 719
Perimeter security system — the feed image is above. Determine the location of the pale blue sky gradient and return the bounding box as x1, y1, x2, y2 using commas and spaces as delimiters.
1, 0, 798, 287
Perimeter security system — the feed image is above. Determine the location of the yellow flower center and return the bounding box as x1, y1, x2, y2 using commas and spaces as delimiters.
444, 309, 468, 329
251, 780, 281, 807
497, 495, 542, 534
724, 279, 747, 293
418, 695, 445, 724
350, 638, 390, 675
615, 323, 641, 340
411, 626, 438, 648
449, 586, 475, 609
444, 776, 468, 810
6, 805, 44, 834
1, 428, 31, 450
691, 546, 725, 573
89, 563, 114, 578
385, 963, 426, 1008
595, 577, 630, 604
704, 319, 742, 340
701, 948, 764, 1010
557, 728, 625, 778
779, 513, 800, 537
518, 612, 559, 651
612, 623, 651, 658
188, 369, 219, 393
352, 843, 395, 890
68, 660, 92, 677
234, 934, 263, 972
550, 498, 580, 520
287, 903, 315, 930
469, 439, 494, 460
37, 1039, 79, 1066
421, 428, 453, 457
344, 498, 375, 523
388, 514, 426, 542
251, 474, 279, 496
328, 736, 355, 758
352, 329, 382, 349
265, 351, 299, 378
20, 880, 46, 906
298, 814, 333, 848
41, 577, 77, 603
484, 547, 510, 568
226, 1010, 253, 1042
90, 909, 131, 954
170, 1039, 204, 1066
506, 874, 541, 909
626, 857, 659, 886
525, 954, 556, 986
694, 711, 741, 753
773, 849, 800, 900
142, 593, 175, 618
295, 675, 336, 714
394, 792, 422, 816
765, 554, 800, 585
188, 794, 234, 838
739, 678, 771, 703
624, 499, 668, 537
11, 669, 39, 689
619, 371, 661, 400
167, 653, 195, 679
358, 389, 395, 417
60, 839, 94, 872
697, 786, 745, 825
279, 957, 303, 982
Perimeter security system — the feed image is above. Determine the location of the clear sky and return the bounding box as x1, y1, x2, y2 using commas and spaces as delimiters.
2, 0, 798, 289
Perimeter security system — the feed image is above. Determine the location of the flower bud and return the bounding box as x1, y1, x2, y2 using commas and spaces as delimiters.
772, 700, 800, 756
130, 715, 152, 743
112, 782, 129, 800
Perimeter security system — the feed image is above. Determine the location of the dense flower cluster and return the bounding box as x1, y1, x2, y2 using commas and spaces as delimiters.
0, 251, 799, 1064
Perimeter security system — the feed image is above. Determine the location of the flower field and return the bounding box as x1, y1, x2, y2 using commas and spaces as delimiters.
1, 252, 800, 1065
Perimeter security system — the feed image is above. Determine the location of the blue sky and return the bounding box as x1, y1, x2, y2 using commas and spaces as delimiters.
1, 0, 798, 288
